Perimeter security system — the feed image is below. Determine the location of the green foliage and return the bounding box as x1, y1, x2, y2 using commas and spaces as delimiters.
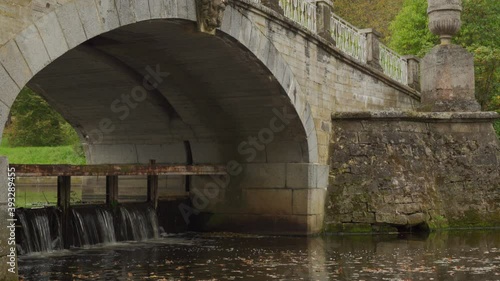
388, 0, 438, 56
334, 0, 404, 42
7, 87, 81, 147
389, 0, 500, 112
0, 145, 86, 164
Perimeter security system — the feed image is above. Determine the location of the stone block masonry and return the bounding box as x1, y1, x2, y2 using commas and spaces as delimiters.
325, 111, 500, 233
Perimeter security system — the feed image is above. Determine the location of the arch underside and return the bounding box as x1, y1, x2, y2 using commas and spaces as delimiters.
26, 20, 310, 164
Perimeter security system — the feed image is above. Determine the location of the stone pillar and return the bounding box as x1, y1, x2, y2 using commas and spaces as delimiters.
314, 0, 335, 43
419, 0, 481, 112
404, 55, 421, 91
360, 28, 383, 72
0, 157, 18, 281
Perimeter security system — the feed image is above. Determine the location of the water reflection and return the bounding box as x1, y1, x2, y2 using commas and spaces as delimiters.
19, 231, 500, 280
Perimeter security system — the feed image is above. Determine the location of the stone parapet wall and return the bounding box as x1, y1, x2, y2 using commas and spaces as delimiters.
325, 111, 500, 233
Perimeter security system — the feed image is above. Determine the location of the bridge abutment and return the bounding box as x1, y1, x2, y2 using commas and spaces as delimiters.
190, 163, 328, 235
325, 112, 500, 233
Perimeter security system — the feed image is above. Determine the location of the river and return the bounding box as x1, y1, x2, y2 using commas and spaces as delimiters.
19, 230, 500, 281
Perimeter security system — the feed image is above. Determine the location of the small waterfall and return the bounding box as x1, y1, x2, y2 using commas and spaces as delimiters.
16, 208, 62, 255
71, 206, 116, 247
117, 204, 159, 241
17, 204, 160, 254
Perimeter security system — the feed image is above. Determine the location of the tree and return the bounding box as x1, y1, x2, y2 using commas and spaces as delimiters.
389, 0, 500, 111
333, 0, 404, 42
7, 87, 80, 147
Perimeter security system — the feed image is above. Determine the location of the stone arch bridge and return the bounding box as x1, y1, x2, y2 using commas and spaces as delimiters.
0, 0, 424, 238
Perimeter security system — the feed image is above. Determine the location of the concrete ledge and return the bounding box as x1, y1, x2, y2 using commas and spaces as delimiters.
332, 111, 500, 122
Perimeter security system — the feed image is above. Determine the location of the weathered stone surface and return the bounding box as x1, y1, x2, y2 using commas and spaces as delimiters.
286, 163, 317, 189
292, 188, 326, 215
136, 144, 187, 164
239, 163, 286, 188
0, 157, 7, 203
0, 40, 32, 88
55, 1, 87, 49
244, 188, 292, 215
326, 111, 500, 232
35, 12, 69, 60
0, 255, 17, 281
420, 45, 480, 112
14, 24, 51, 75
74, 0, 104, 39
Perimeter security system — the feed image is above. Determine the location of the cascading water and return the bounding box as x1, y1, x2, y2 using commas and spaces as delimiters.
16, 208, 62, 255
16, 204, 160, 254
71, 206, 117, 247
117, 204, 160, 241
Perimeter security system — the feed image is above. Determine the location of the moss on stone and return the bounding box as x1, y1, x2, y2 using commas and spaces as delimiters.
428, 215, 449, 230
447, 210, 500, 229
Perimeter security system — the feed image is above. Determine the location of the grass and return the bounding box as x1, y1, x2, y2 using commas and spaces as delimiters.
15, 190, 82, 208
0, 135, 86, 164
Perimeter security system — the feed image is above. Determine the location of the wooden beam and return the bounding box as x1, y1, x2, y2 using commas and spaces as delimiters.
11, 164, 227, 177
147, 160, 159, 209
57, 176, 71, 249
106, 176, 119, 205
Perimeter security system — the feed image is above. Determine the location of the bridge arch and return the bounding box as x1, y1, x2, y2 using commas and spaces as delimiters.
0, 0, 319, 164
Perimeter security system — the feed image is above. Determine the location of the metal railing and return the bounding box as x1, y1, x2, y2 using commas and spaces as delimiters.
379, 43, 408, 84
330, 13, 367, 64
278, 0, 317, 32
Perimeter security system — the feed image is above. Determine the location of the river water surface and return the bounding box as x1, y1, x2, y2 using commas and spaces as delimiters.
19, 231, 500, 281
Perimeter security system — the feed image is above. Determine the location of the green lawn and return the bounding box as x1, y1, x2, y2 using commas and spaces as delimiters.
15, 190, 82, 208
0, 136, 86, 164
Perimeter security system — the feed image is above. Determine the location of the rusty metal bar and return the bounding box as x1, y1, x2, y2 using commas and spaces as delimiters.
11, 164, 227, 177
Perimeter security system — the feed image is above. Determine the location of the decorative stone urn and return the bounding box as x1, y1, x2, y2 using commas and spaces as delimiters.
419, 0, 480, 112
427, 0, 462, 44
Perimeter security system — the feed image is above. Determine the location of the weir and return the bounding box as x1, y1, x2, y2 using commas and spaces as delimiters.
13, 163, 227, 254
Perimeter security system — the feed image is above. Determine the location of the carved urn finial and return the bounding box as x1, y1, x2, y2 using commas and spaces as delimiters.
427, 0, 462, 45
196, 0, 228, 35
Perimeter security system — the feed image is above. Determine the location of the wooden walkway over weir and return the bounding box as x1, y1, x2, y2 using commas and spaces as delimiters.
12, 161, 227, 248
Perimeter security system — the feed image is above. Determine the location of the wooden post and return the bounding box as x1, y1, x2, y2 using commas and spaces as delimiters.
57, 176, 71, 249
147, 160, 159, 209
106, 175, 118, 205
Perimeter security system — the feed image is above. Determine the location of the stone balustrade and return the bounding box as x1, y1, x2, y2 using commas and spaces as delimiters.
244, 0, 419, 89
379, 43, 409, 85
330, 13, 367, 64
